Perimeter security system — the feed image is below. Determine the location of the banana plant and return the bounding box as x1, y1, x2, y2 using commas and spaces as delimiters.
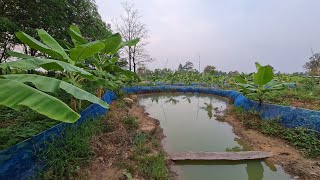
72, 30, 139, 96
0, 25, 137, 123
0, 74, 108, 123
8, 25, 138, 109
13, 27, 105, 87
235, 62, 294, 105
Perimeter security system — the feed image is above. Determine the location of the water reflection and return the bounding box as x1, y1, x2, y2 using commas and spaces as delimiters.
175, 160, 265, 180
182, 96, 192, 103
151, 96, 160, 103
165, 97, 179, 104
226, 138, 265, 180
200, 99, 214, 119
139, 93, 291, 180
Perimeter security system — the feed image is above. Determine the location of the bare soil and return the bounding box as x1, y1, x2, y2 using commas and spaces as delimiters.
222, 105, 320, 180
290, 100, 320, 111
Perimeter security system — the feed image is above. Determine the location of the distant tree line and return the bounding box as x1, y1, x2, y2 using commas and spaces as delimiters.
137, 61, 312, 77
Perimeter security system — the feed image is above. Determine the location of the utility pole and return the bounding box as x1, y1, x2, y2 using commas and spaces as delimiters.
164, 57, 168, 69
198, 53, 201, 73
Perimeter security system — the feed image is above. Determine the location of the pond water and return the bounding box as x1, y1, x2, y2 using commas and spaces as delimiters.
139, 93, 292, 180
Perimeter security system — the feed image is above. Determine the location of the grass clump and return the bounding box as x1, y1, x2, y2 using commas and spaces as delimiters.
36, 118, 104, 179
116, 99, 129, 111
232, 107, 320, 158
123, 115, 139, 131
118, 132, 169, 179
132, 133, 169, 179
137, 153, 169, 179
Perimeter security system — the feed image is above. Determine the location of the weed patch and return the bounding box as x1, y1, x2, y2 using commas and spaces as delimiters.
36, 118, 104, 179
137, 153, 169, 179
123, 115, 139, 131
231, 107, 320, 158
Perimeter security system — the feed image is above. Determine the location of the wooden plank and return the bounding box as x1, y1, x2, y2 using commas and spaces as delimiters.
170, 151, 272, 161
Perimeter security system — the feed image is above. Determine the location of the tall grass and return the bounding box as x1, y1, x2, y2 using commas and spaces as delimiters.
36, 118, 104, 179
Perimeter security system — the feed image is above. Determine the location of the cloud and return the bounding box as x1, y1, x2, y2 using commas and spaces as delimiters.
96, 0, 320, 73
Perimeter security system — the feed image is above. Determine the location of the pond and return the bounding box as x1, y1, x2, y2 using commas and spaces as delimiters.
139, 93, 292, 180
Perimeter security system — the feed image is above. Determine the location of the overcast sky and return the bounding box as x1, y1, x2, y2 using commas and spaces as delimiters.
96, 0, 320, 73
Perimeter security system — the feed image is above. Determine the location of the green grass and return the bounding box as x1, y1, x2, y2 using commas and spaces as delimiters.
116, 98, 129, 111
131, 133, 169, 180
232, 107, 320, 158
0, 107, 59, 150
36, 118, 104, 179
137, 153, 169, 180
118, 132, 169, 179
0, 81, 100, 151
123, 115, 139, 131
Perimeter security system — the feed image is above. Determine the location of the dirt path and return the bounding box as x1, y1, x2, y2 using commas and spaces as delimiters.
222, 105, 320, 180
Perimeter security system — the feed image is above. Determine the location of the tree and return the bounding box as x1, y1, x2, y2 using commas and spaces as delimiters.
0, 17, 18, 74
0, 0, 111, 58
178, 61, 194, 72
304, 52, 320, 76
228, 70, 240, 76
112, 2, 152, 72
137, 64, 147, 76
203, 65, 216, 74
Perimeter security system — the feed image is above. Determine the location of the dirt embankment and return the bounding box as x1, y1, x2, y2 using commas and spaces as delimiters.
79, 94, 319, 180
221, 105, 320, 180
78, 95, 175, 180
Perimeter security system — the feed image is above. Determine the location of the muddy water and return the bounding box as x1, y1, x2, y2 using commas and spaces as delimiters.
139, 93, 292, 180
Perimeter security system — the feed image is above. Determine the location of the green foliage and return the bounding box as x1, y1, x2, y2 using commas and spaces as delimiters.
133, 132, 149, 146
123, 116, 139, 131
1, 0, 111, 46
203, 65, 216, 74
0, 82, 99, 151
131, 132, 169, 179
232, 108, 320, 158
137, 153, 169, 179
2, 74, 108, 109
36, 118, 104, 179
0, 107, 58, 150
304, 53, 320, 75
3, 53, 92, 76
1, 25, 139, 124
236, 62, 293, 105
0, 79, 80, 123
253, 64, 274, 85
70, 40, 105, 61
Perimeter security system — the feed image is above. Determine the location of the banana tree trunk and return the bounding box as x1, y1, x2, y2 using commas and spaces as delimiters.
96, 85, 104, 98
70, 96, 78, 111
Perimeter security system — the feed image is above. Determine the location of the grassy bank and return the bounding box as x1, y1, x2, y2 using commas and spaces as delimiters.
36, 98, 170, 179
36, 118, 104, 179
230, 107, 320, 158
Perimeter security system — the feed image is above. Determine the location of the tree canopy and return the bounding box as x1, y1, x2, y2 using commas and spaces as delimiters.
304, 53, 320, 76
1, 0, 110, 40
203, 65, 216, 74
0, 0, 111, 62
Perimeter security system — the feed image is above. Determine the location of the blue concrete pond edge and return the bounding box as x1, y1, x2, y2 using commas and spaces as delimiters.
0, 85, 319, 179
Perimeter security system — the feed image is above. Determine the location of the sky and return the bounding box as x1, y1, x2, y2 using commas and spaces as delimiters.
96, 0, 320, 73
